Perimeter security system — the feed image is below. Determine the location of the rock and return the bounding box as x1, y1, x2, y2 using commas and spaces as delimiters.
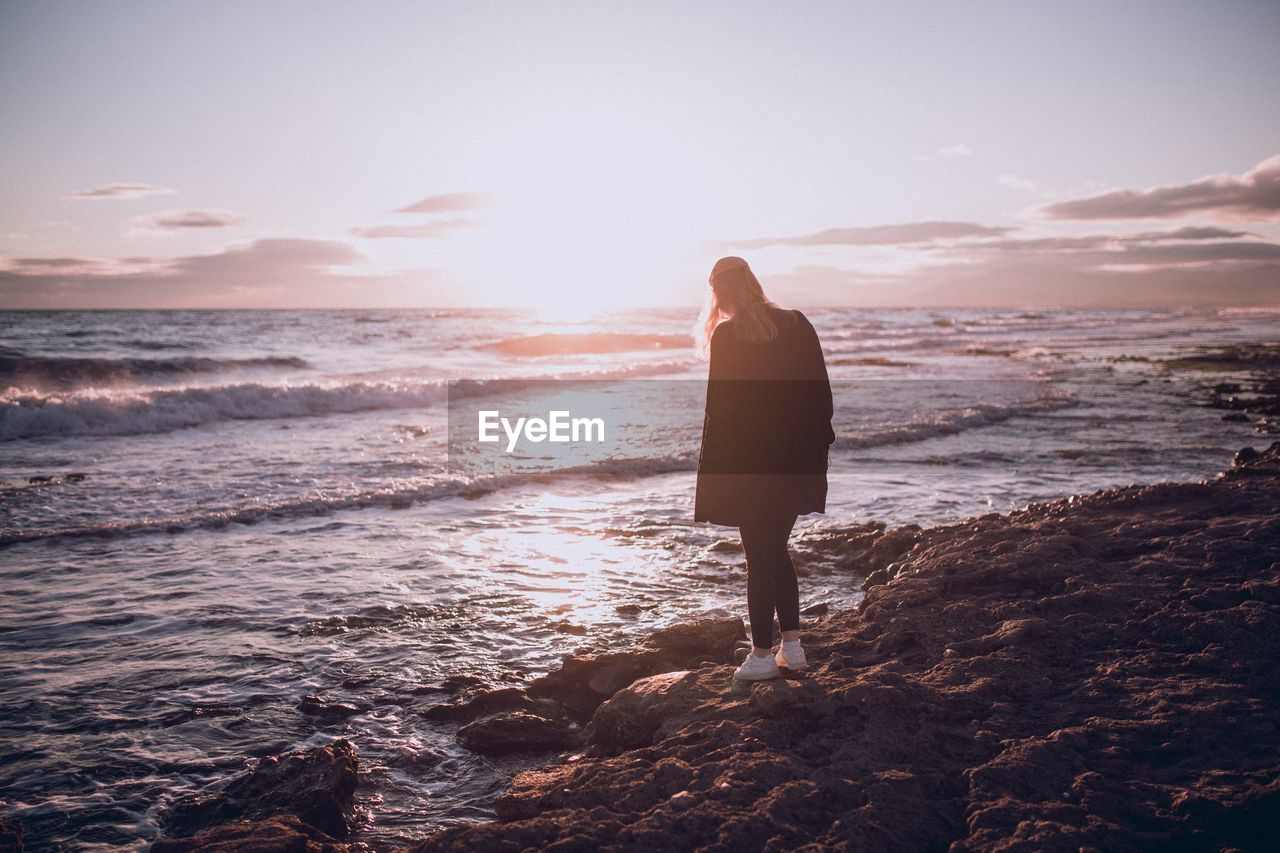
814, 522, 922, 579
1232, 441, 1280, 472
527, 618, 746, 721
1234, 446, 1261, 465
801, 601, 830, 617
584, 670, 722, 756
587, 658, 649, 695
614, 603, 644, 616
747, 677, 835, 718
944, 617, 1050, 658
440, 674, 485, 691
862, 567, 892, 589
404, 683, 450, 696
868, 527, 922, 571
162, 740, 358, 841
644, 616, 744, 659
456, 712, 581, 756
527, 650, 660, 721
421, 686, 538, 723
150, 814, 348, 852
1222, 412, 1252, 422
65, 472, 88, 482
27, 475, 53, 484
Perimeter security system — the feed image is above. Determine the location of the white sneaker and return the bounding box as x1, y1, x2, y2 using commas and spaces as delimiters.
734, 653, 781, 681
775, 641, 807, 671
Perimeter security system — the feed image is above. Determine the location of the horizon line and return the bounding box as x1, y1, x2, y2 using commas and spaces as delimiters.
2, 303, 1278, 313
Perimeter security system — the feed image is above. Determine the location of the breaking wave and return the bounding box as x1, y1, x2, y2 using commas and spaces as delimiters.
0, 354, 309, 390
834, 395, 1076, 450
0, 379, 447, 440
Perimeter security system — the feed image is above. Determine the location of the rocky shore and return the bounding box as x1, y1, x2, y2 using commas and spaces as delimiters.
123, 441, 1280, 851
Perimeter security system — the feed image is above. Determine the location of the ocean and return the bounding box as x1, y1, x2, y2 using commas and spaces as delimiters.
1, 306, 1275, 848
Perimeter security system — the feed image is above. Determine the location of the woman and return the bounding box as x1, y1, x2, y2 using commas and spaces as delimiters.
694, 256, 835, 681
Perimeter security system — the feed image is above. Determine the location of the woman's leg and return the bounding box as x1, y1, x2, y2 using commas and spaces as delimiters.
740, 513, 800, 653
771, 513, 800, 641
740, 519, 777, 652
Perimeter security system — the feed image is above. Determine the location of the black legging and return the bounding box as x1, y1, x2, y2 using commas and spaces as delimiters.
740, 513, 800, 650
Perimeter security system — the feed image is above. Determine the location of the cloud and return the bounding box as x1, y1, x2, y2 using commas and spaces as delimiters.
4, 256, 166, 276
350, 218, 481, 239
394, 192, 490, 214
745, 214, 1279, 308
956, 225, 1262, 254
1101, 240, 1280, 266
0, 238, 446, 308
351, 192, 490, 238
170, 237, 362, 279
1040, 154, 1280, 221
1131, 225, 1258, 241
998, 174, 1056, 200
130, 209, 249, 231
918, 144, 974, 162
66, 182, 176, 200
767, 257, 1280, 309
727, 221, 1013, 250
3, 238, 357, 282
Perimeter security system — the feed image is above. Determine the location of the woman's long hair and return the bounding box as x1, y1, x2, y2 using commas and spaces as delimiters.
694, 256, 780, 355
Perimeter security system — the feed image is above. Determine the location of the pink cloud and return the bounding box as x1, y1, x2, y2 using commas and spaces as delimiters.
751, 219, 1280, 308
1040, 154, 1280, 221
955, 226, 1262, 254
767, 258, 1280, 309
130, 209, 249, 230
0, 239, 445, 308
394, 192, 490, 214
726, 221, 1013, 250
66, 182, 176, 200
4, 256, 168, 277
350, 218, 481, 239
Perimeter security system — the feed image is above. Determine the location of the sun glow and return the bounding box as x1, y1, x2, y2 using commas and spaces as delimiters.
449, 94, 714, 320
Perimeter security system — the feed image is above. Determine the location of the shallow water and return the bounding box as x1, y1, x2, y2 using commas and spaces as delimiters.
1, 306, 1276, 848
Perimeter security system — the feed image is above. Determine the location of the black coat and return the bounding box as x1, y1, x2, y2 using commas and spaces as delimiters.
694, 308, 835, 526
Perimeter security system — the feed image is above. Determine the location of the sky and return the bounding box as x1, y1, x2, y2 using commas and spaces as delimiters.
1, 0, 1278, 312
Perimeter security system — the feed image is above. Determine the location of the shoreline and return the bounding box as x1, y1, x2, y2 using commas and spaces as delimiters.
124, 441, 1280, 851
418, 442, 1280, 851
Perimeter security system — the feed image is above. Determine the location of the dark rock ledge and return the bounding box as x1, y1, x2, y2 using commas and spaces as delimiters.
138, 443, 1280, 851
151, 739, 359, 851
